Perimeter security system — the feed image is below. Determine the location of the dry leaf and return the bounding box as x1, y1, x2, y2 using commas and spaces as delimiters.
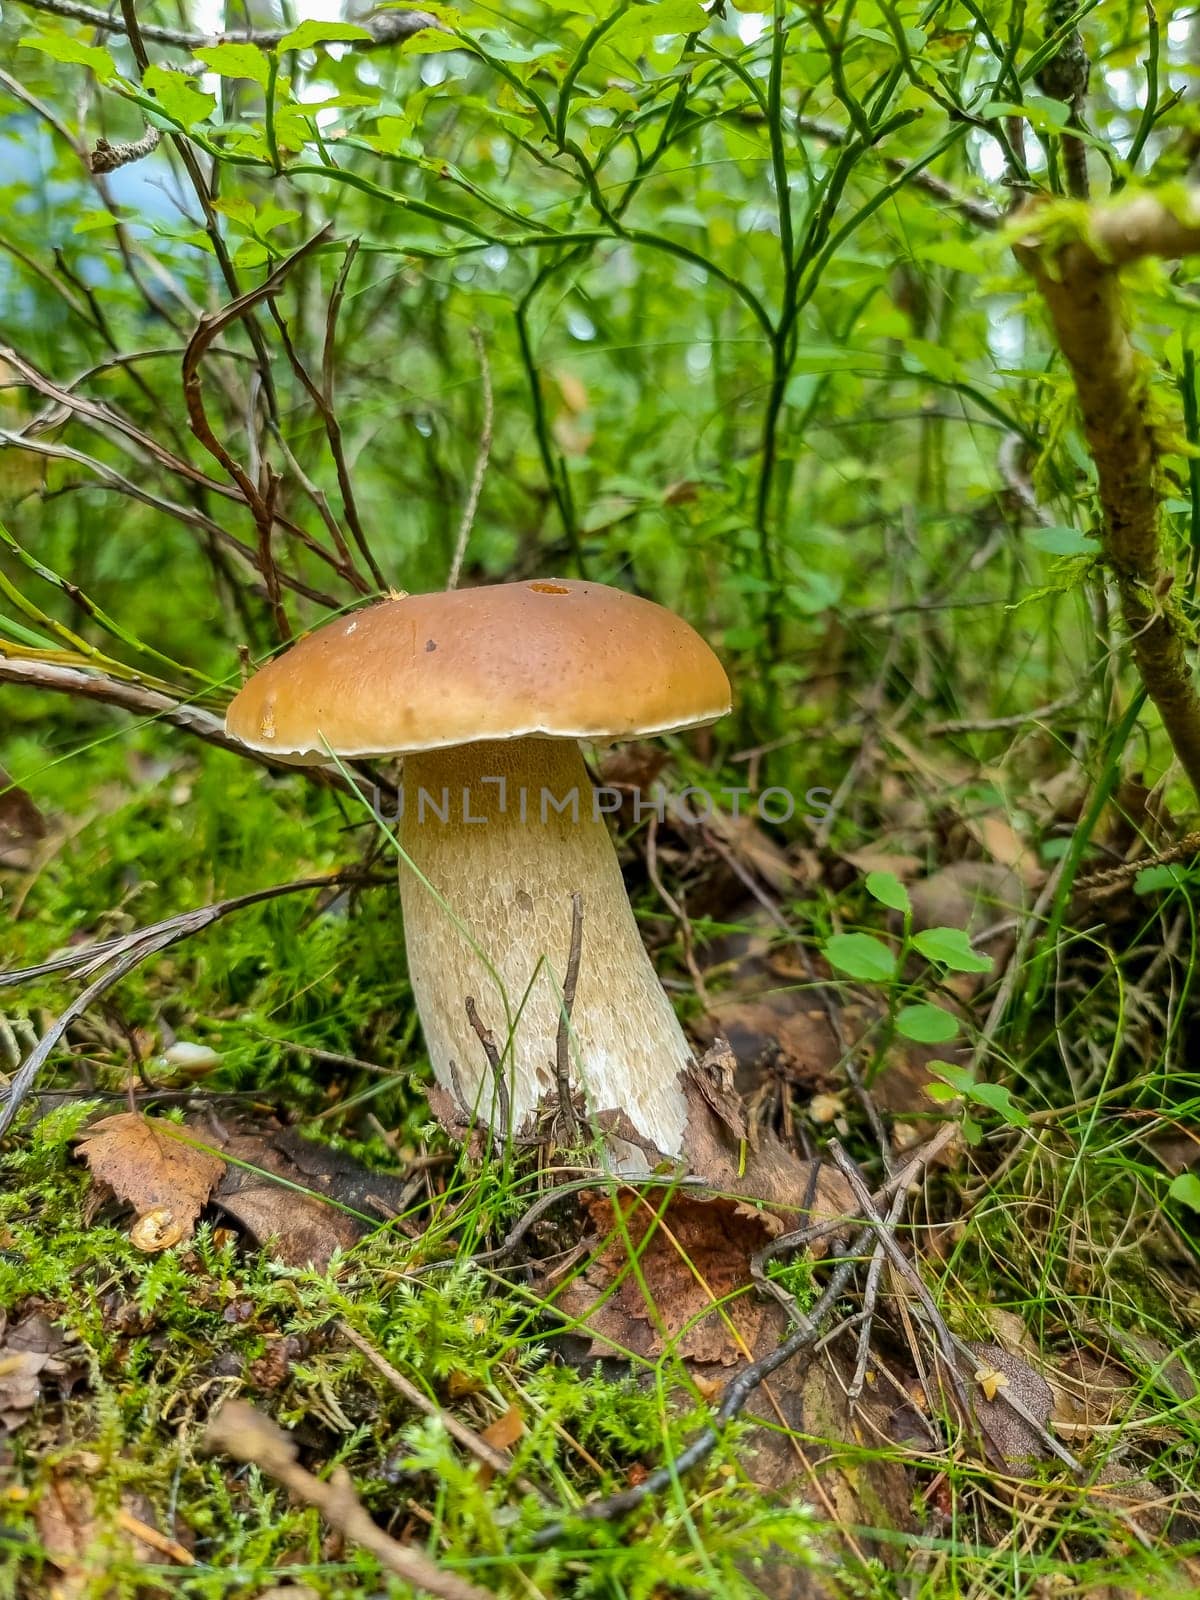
555, 1191, 791, 1366
962, 813, 1041, 886
974, 1364, 1010, 1403
206, 1123, 411, 1269
963, 1341, 1054, 1468
0, 1312, 68, 1433
480, 1404, 524, 1451
76, 1114, 225, 1242
0, 768, 47, 870
35, 1475, 168, 1599
909, 861, 1025, 941
840, 845, 923, 880
699, 993, 843, 1090
685, 1039, 747, 1141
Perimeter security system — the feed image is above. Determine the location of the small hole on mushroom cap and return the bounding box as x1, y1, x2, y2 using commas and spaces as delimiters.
529, 582, 570, 595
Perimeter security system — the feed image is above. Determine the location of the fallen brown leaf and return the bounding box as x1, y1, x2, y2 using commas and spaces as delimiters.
556, 1189, 791, 1366
206, 1123, 412, 1269
0, 1312, 68, 1433
0, 768, 46, 870
35, 1474, 174, 1599
964, 1341, 1054, 1467
76, 1113, 225, 1243
480, 1404, 524, 1451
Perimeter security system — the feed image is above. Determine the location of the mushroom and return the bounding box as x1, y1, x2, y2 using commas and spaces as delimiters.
225, 579, 730, 1156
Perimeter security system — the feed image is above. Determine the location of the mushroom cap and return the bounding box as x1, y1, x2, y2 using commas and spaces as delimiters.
225, 579, 732, 760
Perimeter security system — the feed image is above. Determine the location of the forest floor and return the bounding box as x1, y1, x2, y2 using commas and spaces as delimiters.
2, 698, 1200, 1600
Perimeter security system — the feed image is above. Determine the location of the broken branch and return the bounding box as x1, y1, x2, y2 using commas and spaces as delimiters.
204, 1400, 493, 1600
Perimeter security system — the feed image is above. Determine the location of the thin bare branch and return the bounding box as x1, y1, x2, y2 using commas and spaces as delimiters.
15, 0, 437, 53
0, 429, 338, 608
0, 871, 387, 1137
794, 115, 1002, 231
321, 238, 388, 591
0, 655, 396, 817
182, 228, 335, 637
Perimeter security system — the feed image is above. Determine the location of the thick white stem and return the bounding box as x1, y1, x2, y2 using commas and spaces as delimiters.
397, 738, 692, 1153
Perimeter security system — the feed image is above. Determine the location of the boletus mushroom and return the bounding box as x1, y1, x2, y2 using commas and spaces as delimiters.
226, 579, 730, 1156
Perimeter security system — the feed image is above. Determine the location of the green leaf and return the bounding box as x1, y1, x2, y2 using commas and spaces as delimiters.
925, 1081, 959, 1104
20, 33, 115, 80
371, 115, 416, 155
1134, 864, 1190, 894
607, 0, 709, 50
72, 211, 122, 234
1168, 1173, 1200, 1212
928, 1062, 1028, 1127
144, 64, 216, 127
895, 1004, 959, 1044
254, 202, 300, 234
402, 30, 465, 53
865, 871, 911, 915
982, 95, 1070, 131
822, 933, 897, 983
912, 926, 993, 974
902, 338, 960, 385
277, 19, 374, 50
786, 573, 841, 614
194, 42, 271, 87
1029, 525, 1099, 557
966, 1081, 1029, 1127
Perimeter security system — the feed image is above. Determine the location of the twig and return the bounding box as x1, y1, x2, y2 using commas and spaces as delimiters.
848, 1181, 907, 1400
644, 814, 709, 1006
929, 693, 1080, 736
447, 329, 494, 591
15, 0, 437, 53
89, 126, 159, 173
553, 892, 583, 1142
750, 1122, 958, 1298
263, 300, 372, 596
1073, 828, 1200, 898
465, 997, 510, 1131
828, 1141, 975, 1429
337, 1321, 544, 1494
793, 114, 1002, 231
204, 1400, 493, 1600
0, 872, 388, 1134
183, 228, 334, 639
0, 654, 392, 805
320, 238, 387, 591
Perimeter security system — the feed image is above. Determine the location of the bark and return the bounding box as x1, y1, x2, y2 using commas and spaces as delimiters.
1014, 190, 1200, 797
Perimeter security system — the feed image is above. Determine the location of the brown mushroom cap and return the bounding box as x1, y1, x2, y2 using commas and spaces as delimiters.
225, 578, 731, 760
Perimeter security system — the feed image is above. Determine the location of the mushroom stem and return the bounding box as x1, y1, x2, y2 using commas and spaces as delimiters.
397, 737, 692, 1154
